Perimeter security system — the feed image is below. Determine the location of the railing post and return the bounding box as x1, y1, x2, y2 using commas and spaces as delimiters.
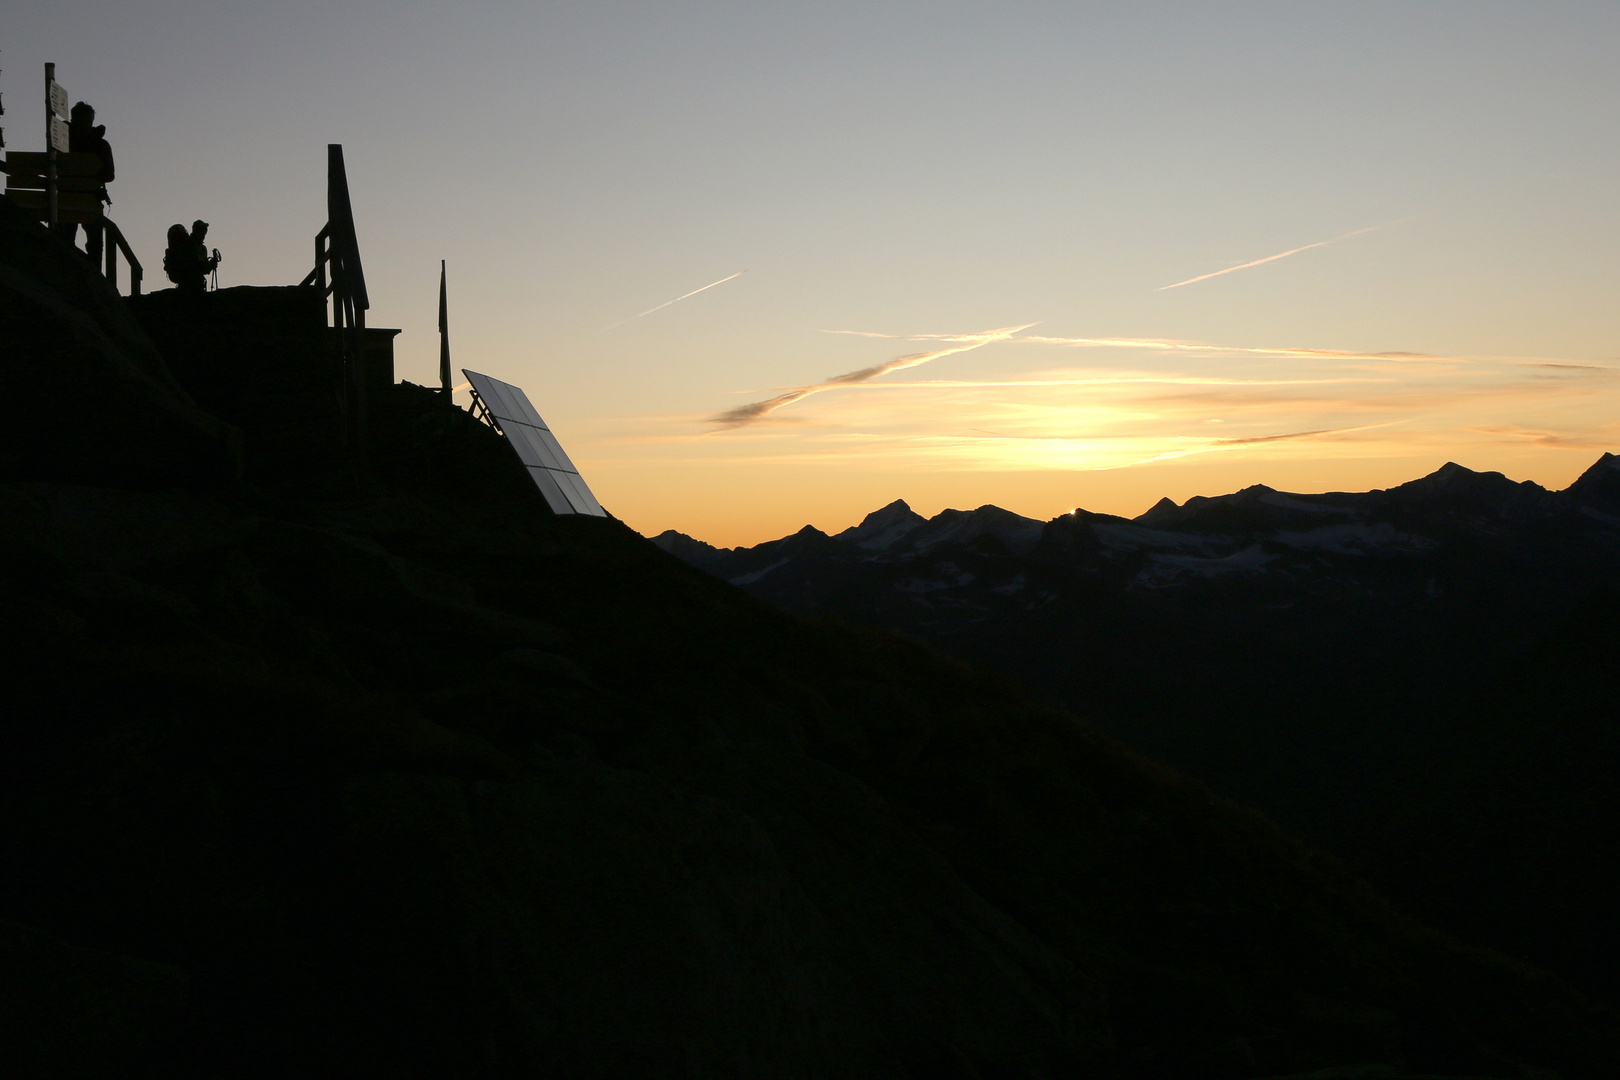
315, 228, 327, 298
104, 222, 117, 291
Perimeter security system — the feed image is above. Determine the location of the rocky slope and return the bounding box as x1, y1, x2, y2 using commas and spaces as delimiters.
4, 192, 1618, 1078
654, 456, 1620, 1005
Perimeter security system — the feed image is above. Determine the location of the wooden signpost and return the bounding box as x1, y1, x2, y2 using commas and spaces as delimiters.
46, 63, 62, 224
1, 63, 143, 293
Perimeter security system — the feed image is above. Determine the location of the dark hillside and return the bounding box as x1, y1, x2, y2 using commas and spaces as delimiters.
3, 195, 1618, 1078
1370, 589, 1620, 998
659, 462, 1620, 1009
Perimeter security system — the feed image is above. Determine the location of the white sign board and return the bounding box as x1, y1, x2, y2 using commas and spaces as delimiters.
49, 82, 69, 119
49, 118, 70, 153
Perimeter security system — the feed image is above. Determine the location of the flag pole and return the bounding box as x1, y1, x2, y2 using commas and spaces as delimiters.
438, 260, 451, 394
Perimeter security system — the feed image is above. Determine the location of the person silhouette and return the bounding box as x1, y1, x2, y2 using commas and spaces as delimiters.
162, 221, 219, 293
190, 220, 222, 287
163, 225, 199, 291
62, 102, 115, 262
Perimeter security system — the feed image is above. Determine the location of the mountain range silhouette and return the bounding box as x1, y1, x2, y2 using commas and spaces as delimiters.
656, 454, 1620, 1007
4, 189, 1619, 1078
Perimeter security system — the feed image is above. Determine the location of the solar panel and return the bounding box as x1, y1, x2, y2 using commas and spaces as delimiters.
463, 369, 609, 517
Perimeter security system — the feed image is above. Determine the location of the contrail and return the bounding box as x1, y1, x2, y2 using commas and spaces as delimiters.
604, 271, 747, 330
1159, 224, 1388, 291
710, 324, 1033, 428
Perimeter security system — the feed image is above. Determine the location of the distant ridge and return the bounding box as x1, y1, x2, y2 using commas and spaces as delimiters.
658, 458, 1615, 566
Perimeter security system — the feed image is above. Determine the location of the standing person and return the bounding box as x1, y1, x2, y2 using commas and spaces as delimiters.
163, 221, 221, 293
190, 220, 221, 289
163, 224, 204, 293
64, 102, 115, 263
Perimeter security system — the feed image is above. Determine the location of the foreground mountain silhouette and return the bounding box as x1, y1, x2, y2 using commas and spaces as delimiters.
655, 455, 1620, 1005
5, 195, 1619, 1078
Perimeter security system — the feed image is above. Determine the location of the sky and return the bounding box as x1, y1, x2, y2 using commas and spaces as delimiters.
9, 1, 1620, 546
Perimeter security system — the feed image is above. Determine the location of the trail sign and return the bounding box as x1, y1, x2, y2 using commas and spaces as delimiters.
44, 62, 61, 225
48, 81, 67, 118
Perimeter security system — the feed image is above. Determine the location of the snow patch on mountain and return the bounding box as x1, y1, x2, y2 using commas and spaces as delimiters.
908, 505, 1046, 555
1136, 544, 1275, 586
729, 558, 790, 586
1274, 522, 1433, 556
836, 500, 928, 551
1091, 520, 1216, 552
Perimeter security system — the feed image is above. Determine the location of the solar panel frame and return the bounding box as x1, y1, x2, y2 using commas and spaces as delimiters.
525, 466, 575, 514
554, 469, 595, 515
566, 470, 607, 515
524, 425, 568, 471
481, 380, 519, 423
510, 393, 550, 433
463, 369, 608, 518
502, 425, 546, 469
532, 426, 581, 474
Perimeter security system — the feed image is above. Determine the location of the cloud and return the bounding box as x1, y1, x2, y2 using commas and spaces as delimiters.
1016, 334, 1449, 363
826, 374, 1382, 390
709, 324, 1034, 427
1522, 362, 1609, 371
1126, 424, 1398, 465
684, 319, 1617, 476
1158, 222, 1402, 291
824, 327, 1452, 363
1462, 424, 1620, 449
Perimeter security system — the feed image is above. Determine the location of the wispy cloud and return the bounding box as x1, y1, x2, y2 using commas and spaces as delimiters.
1016, 334, 1448, 363
1124, 423, 1399, 465
709, 324, 1034, 427
822, 374, 1384, 390
823, 327, 1447, 363
675, 320, 1616, 477
1158, 223, 1397, 291
1462, 423, 1620, 449
1523, 361, 1610, 371
604, 270, 747, 331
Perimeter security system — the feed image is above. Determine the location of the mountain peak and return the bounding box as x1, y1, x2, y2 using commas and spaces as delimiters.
835, 499, 928, 551
1574, 451, 1620, 477
1135, 497, 1182, 525
1564, 451, 1620, 515
908, 504, 1045, 555
1432, 461, 1473, 480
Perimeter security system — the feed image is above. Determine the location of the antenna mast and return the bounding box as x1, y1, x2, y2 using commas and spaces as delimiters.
438, 260, 451, 394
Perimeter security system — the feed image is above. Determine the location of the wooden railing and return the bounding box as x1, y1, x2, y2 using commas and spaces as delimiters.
300, 145, 369, 331
99, 217, 142, 295
298, 144, 372, 466
3, 149, 143, 295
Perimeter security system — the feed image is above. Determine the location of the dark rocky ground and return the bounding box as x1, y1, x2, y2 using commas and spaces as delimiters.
656, 461, 1620, 1005
4, 193, 1618, 1078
